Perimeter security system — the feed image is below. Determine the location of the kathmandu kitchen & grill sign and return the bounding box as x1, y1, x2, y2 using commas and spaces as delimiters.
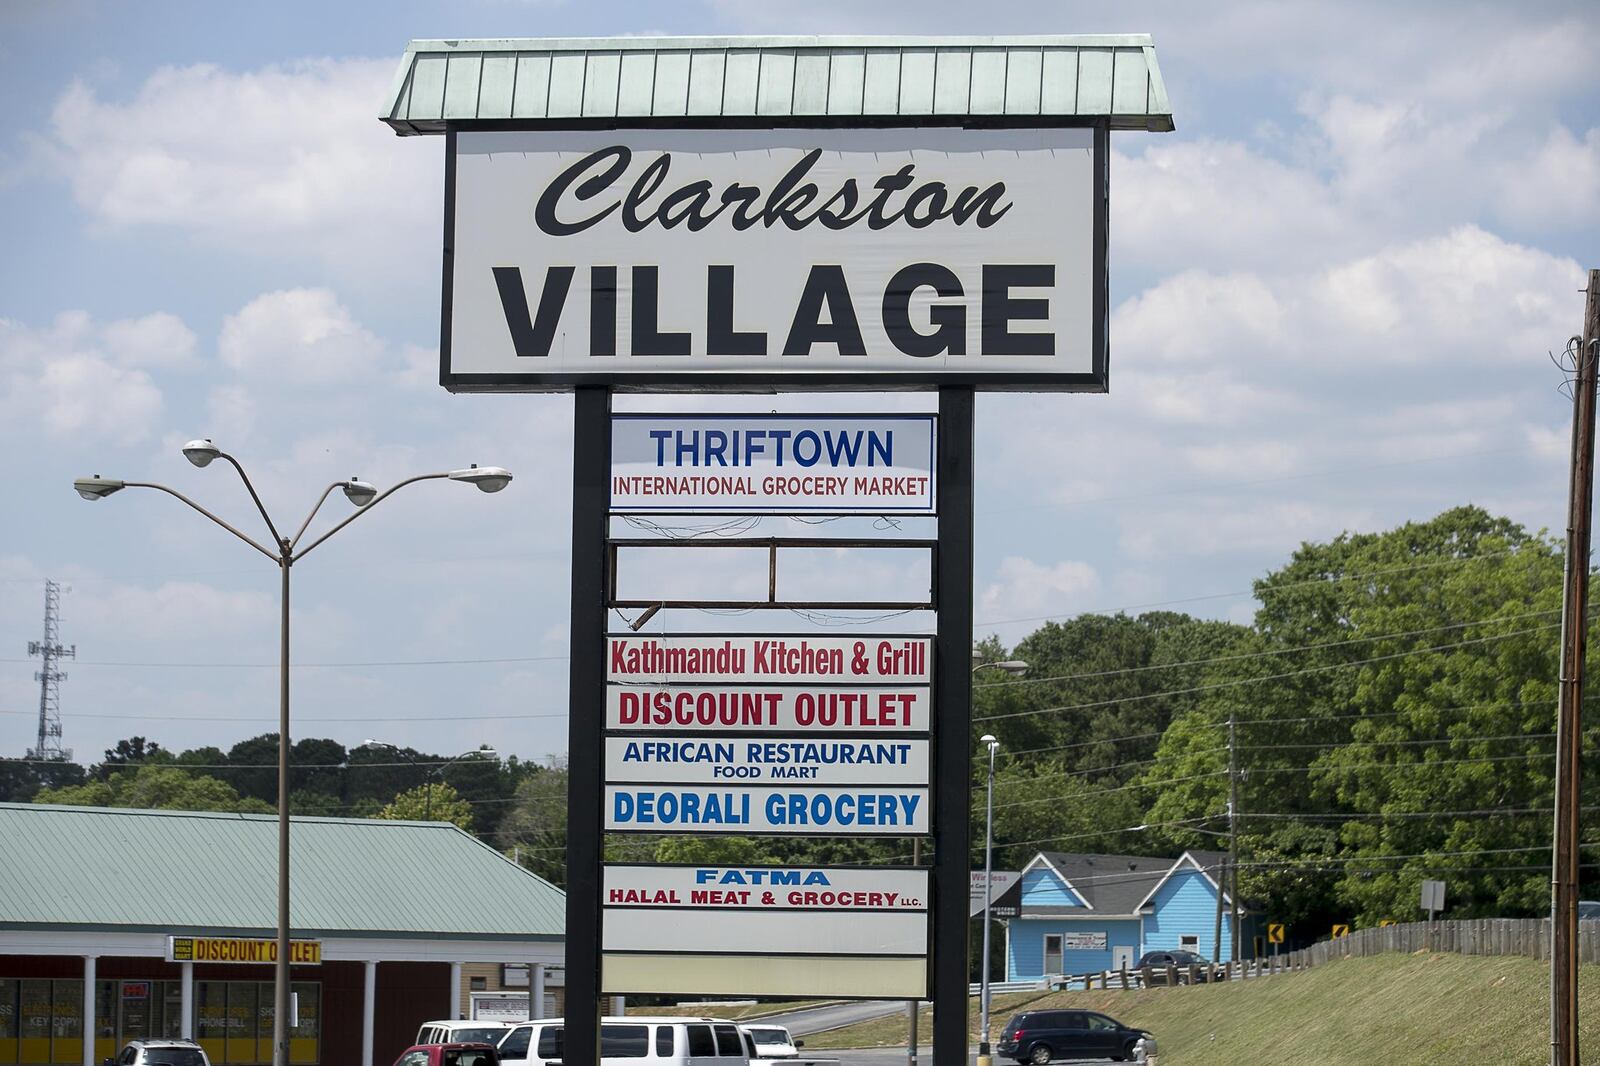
442, 127, 1105, 391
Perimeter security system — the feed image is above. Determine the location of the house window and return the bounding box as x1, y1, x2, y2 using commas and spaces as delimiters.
1179, 934, 1200, 951
1043, 934, 1063, 974
470, 977, 487, 991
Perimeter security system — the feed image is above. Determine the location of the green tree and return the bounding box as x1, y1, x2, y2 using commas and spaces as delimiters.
496, 764, 569, 886
379, 781, 474, 831
36, 764, 272, 813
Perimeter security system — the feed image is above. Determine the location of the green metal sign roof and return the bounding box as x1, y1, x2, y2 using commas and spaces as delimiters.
381, 35, 1173, 134
0, 803, 564, 939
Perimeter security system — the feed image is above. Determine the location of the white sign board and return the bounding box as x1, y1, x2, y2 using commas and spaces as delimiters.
605, 736, 930, 785
611, 414, 936, 514
969, 871, 1021, 917
605, 865, 928, 912
606, 685, 931, 733
1063, 931, 1108, 950
606, 785, 930, 834
607, 635, 931, 683
445, 127, 1103, 391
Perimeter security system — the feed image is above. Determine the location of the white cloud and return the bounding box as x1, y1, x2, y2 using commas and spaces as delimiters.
219, 288, 385, 384
0, 310, 186, 444
980, 556, 1100, 621
42, 58, 438, 277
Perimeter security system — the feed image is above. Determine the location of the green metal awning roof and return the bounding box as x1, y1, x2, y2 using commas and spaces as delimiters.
380, 35, 1173, 134
0, 803, 564, 939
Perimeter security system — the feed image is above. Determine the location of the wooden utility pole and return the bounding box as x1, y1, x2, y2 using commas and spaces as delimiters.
1229, 712, 1242, 962
1552, 269, 1600, 1066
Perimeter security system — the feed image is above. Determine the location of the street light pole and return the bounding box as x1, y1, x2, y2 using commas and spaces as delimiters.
978, 733, 1000, 1066
362, 742, 499, 821
968, 656, 1025, 1066
74, 446, 512, 1066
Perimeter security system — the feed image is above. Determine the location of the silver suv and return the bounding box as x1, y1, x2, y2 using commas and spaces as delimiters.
107, 1040, 211, 1066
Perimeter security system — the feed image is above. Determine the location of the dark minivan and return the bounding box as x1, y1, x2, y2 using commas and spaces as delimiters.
995, 1009, 1149, 1063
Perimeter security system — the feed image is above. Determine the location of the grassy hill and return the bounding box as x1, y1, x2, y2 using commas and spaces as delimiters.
807, 953, 1600, 1065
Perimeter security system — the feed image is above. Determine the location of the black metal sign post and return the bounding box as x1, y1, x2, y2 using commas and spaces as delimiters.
564, 385, 611, 1066
933, 386, 975, 1064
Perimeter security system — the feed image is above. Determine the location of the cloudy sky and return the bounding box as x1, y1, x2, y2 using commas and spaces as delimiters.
2, 0, 1596, 768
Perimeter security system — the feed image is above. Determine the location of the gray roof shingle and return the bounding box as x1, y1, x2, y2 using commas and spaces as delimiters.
1035, 850, 1226, 914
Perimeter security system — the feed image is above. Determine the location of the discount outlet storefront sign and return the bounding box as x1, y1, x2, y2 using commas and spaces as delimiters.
611, 413, 936, 513
443, 127, 1102, 391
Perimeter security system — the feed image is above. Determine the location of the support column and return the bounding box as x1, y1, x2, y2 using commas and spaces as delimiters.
531, 965, 545, 1021
180, 963, 194, 1040
82, 956, 97, 1066
362, 962, 377, 1066
449, 962, 462, 1020
563, 385, 611, 1066
933, 386, 975, 1066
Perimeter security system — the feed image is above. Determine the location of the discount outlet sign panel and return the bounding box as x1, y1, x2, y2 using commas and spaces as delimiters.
611, 413, 936, 513
444, 127, 1102, 391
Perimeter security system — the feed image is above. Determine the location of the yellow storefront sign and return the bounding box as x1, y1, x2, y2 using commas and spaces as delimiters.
166, 937, 322, 964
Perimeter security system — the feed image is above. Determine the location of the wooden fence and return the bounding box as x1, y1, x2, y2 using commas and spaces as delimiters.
1046, 919, 1600, 992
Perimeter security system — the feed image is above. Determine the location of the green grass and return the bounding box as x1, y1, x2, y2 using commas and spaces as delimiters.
807, 953, 1600, 1065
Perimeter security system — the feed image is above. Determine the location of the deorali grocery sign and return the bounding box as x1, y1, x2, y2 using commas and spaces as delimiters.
443, 127, 1105, 391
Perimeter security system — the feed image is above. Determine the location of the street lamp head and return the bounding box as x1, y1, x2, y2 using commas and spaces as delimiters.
73, 476, 125, 501
448, 465, 514, 493
992, 660, 1029, 676
342, 479, 378, 507
182, 439, 222, 468
981, 733, 999, 749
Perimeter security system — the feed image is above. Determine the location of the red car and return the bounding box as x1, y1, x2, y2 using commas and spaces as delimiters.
391, 1043, 500, 1066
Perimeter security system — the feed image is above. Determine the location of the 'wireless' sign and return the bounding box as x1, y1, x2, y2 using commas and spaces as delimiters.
441, 127, 1104, 392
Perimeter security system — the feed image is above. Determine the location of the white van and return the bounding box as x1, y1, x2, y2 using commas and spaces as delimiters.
738, 1025, 802, 1059
496, 1016, 750, 1065
415, 1020, 514, 1047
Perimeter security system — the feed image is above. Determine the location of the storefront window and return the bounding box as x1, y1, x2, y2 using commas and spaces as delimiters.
49, 981, 82, 1065
161, 983, 183, 1040
196, 981, 226, 1065
224, 984, 257, 1066
288, 984, 318, 1066
19, 981, 50, 1066
0, 979, 18, 1066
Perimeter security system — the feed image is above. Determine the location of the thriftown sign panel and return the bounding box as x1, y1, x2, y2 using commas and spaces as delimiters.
443, 126, 1106, 392
601, 864, 930, 998
605, 784, 930, 834
611, 413, 936, 514
605, 684, 932, 733
604, 736, 930, 785
607, 634, 931, 684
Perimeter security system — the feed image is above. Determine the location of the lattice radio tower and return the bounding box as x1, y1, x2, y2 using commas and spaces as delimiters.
26, 579, 74, 761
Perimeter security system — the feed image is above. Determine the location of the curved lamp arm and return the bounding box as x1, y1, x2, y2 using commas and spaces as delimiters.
122, 482, 280, 562
289, 482, 350, 551
218, 453, 285, 547
293, 473, 448, 560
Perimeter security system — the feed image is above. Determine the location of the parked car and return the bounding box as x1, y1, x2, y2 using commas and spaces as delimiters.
496, 1016, 750, 1064
1578, 900, 1600, 919
416, 1021, 515, 1047
996, 1009, 1150, 1064
739, 1024, 802, 1058
392, 1043, 500, 1066
105, 1040, 210, 1066
1134, 948, 1213, 984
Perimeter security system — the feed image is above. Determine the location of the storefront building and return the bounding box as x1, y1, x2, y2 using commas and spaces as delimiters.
0, 804, 565, 1066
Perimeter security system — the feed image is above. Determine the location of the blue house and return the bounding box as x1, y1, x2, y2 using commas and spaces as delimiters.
1000, 850, 1257, 980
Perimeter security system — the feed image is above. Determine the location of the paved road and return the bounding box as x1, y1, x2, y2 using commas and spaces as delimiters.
762, 1000, 912, 1036
823, 1050, 1103, 1066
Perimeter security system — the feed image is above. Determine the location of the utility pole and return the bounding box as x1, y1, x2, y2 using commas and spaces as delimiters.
1552, 268, 1600, 1066
907, 837, 920, 1066
1228, 712, 1241, 963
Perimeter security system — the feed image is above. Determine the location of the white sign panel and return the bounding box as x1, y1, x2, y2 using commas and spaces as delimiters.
606, 685, 931, 733
606, 785, 930, 834
608, 635, 931, 683
1063, 931, 1108, 950
445, 127, 1103, 391
605, 736, 929, 785
604, 865, 928, 911
969, 871, 1021, 917
611, 414, 935, 514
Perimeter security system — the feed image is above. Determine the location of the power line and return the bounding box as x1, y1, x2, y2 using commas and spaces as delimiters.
974, 622, 1563, 724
